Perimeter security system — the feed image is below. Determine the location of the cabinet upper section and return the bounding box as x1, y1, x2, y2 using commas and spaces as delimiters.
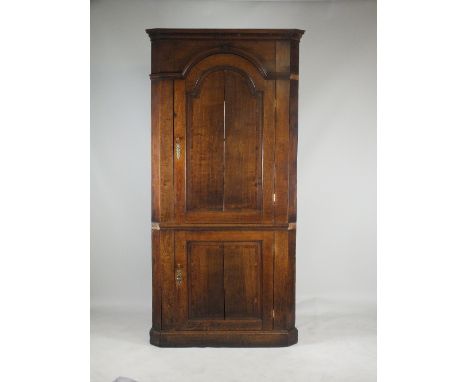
146, 28, 304, 80
148, 29, 303, 225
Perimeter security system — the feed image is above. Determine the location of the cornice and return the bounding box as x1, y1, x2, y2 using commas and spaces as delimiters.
146, 28, 305, 42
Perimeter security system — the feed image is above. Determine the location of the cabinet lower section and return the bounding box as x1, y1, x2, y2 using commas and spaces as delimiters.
151, 227, 296, 347
150, 327, 298, 347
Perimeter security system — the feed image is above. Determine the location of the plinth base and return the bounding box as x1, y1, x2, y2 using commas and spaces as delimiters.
150, 327, 298, 347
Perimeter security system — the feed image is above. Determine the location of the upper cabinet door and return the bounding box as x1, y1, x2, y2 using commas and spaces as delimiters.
174, 54, 275, 223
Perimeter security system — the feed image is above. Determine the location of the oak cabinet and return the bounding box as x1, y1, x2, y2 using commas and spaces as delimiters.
147, 29, 304, 347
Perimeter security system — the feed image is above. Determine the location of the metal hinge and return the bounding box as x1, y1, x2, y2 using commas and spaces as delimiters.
272, 309, 275, 319
273, 193, 276, 203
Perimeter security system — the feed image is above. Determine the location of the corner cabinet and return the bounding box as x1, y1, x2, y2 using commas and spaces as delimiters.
147, 29, 304, 347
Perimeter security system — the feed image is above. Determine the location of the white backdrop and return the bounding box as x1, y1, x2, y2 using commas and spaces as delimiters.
91, 0, 376, 308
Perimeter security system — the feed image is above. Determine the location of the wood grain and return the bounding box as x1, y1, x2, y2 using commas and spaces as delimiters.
174, 80, 187, 223
224, 243, 261, 319
156, 80, 174, 222
151, 229, 161, 330
188, 243, 224, 320
174, 232, 188, 329
274, 40, 291, 224
149, 29, 303, 347
170, 231, 274, 331
274, 230, 295, 330
147, 30, 304, 78
289, 39, 300, 222
151, 328, 298, 347
262, 80, 276, 223
186, 71, 225, 211
182, 54, 270, 223
151, 81, 161, 222
224, 70, 262, 211
160, 231, 175, 330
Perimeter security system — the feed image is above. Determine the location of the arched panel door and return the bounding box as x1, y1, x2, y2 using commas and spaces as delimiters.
173, 54, 275, 223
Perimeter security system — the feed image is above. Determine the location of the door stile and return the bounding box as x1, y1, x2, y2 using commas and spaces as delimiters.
262, 80, 276, 224
174, 80, 186, 224
161, 230, 176, 330
173, 231, 188, 329
261, 232, 274, 330
274, 41, 291, 224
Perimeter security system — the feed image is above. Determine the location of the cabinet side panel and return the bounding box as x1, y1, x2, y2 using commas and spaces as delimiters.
290, 39, 299, 75
157, 80, 175, 222
288, 229, 296, 328
152, 229, 162, 330
288, 40, 299, 222
262, 81, 275, 223
288, 78, 298, 222
274, 41, 290, 223
274, 231, 295, 330
262, 233, 274, 330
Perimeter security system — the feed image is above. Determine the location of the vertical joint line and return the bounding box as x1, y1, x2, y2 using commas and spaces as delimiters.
222, 70, 226, 211
172, 81, 176, 221
222, 243, 226, 320
273, 81, 277, 222
272, 233, 276, 328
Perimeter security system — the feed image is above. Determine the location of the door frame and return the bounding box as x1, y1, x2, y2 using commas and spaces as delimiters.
173, 53, 276, 224
165, 230, 274, 331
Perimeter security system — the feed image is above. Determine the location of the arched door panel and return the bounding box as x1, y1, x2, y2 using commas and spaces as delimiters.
186, 70, 225, 211
174, 54, 274, 223
224, 70, 262, 211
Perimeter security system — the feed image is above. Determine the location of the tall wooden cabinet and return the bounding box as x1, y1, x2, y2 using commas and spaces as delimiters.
147, 29, 304, 347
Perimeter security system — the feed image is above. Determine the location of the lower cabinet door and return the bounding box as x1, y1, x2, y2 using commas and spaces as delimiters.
164, 231, 274, 331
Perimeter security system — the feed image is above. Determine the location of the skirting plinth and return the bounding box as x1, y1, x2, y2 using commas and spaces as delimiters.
150, 327, 298, 347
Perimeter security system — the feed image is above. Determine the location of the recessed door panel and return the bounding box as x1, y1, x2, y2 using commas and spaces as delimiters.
187, 71, 225, 211
224, 71, 262, 211
224, 243, 261, 319
186, 69, 262, 213
188, 243, 224, 320
173, 231, 273, 331
174, 53, 275, 223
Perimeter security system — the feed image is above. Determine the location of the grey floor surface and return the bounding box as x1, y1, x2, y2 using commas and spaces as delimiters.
91, 297, 376, 382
